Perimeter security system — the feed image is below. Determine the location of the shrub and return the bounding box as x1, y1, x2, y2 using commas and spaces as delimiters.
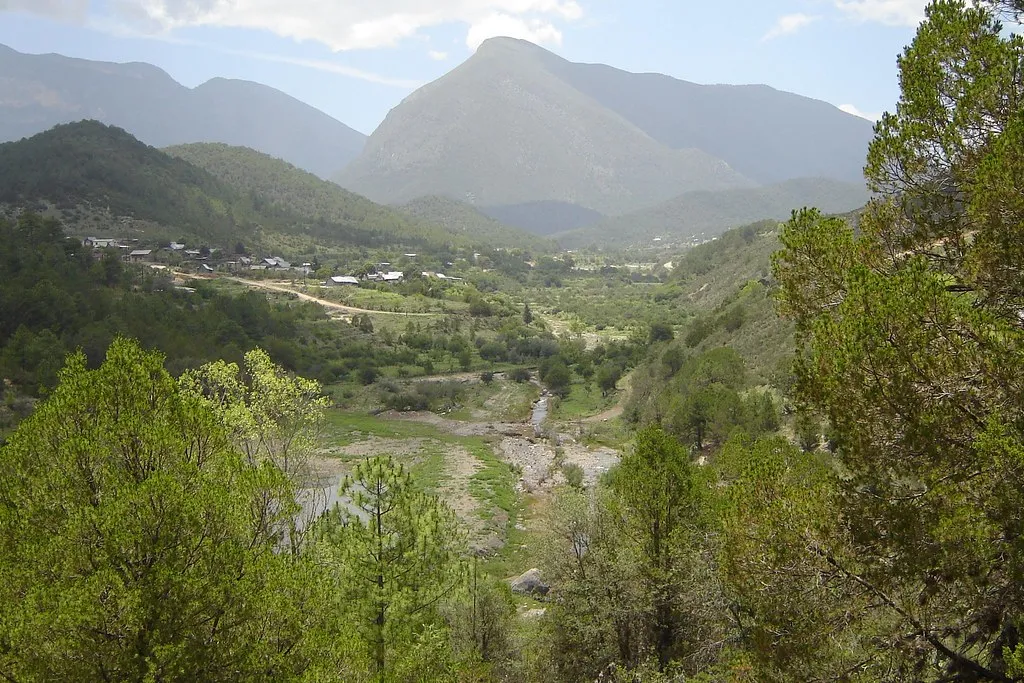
510, 368, 532, 383
562, 462, 584, 489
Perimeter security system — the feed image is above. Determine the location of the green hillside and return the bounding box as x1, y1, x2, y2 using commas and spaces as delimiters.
166, 143, 538, 250
557, 177, 869, 248
396, 195, 554, 251
0, 120, 254, 244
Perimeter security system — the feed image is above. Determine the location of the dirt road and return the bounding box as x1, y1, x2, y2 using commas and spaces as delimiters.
222, 277, 437, 317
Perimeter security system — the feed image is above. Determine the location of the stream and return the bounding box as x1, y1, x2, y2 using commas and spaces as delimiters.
531, 394, 549, 436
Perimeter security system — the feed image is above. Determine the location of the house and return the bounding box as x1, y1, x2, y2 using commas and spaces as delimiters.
326, 275, 360, 286
403, 253, 417, 258
128, 249, 153, 262
200, 263, 215, 273
381, 271, 405, 282
85, 237, 119, 249
263, 257, 291, 269
184, 250, 201, 258
169, 242, 186, 251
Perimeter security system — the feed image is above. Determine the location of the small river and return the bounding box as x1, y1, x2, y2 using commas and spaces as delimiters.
531, 394, 549, 436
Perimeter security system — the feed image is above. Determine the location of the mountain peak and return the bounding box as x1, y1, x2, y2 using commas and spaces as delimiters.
473, 36, 554, 58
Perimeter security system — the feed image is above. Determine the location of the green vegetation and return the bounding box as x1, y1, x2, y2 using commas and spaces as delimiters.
4, 2, 1024, 680
167, 143, 533, 251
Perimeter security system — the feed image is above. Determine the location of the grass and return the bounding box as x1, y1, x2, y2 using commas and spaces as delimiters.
551, 379, 615, 420
322, 409, 449, 445
319, 409, 532, 576
468, 440, 518, 520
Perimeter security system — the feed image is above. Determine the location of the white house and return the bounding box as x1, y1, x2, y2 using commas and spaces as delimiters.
381, 271, 404, 282
327, 275, 360, 286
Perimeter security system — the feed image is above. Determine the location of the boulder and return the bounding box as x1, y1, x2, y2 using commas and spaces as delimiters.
510, 568, 549, 596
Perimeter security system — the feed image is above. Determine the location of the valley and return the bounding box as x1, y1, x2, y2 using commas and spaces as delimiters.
3, 5, 1023, 679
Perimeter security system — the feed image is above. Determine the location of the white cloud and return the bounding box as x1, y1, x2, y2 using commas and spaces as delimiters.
838, 103, 883, 121
96, 0, 584, 52
0, 0, 88, 21
761, 13, 819, 41
428, 49, 449, 61
87, 18, 423, 87
834, 0, 926, 27
466, 12, 563, 49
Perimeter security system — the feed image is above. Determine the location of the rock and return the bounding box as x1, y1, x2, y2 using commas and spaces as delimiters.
520, 608, 547, 619
510, 568, 549, 597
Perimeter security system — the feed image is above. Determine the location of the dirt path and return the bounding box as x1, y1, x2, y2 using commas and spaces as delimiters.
581, 369, 634, 423
220, 277, 437, 316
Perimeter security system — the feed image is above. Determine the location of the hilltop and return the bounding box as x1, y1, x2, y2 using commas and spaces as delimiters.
0, 44, 365, 178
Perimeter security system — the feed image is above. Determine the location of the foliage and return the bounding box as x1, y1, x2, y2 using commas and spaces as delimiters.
0, 338, 318, 681
542, 427, 727, 679
315, 456, 466, 679
762, 1, 1024, 677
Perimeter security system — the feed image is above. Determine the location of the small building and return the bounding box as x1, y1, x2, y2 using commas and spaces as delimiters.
85, 237, 120, 249
184, 250, 202, 258
327, 275, 360, 286
263, 257, 291, 269
128, 249, 153, 262
200, 263, 215, 273
381, 271, 405, 282
169, 242, 186, 251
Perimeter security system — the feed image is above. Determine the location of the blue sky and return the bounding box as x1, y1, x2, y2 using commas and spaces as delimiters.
0, 0, 927, 134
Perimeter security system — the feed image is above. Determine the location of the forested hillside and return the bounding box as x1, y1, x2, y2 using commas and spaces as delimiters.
166, 143, 550, 251
0, 212, 349, 395
0, 124, 533, 253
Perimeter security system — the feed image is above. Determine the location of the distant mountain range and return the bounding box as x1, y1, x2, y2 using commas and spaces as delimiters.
0, 44, 365, 178
557, 178, 870, 248
336, 37, 875, 230
0, 40, 876, 247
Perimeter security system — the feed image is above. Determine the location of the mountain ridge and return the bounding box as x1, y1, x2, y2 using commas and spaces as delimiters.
0, 44, 366, 178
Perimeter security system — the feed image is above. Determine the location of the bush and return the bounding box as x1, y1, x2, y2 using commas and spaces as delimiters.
562, 462, 584, 489
510, 368, 532, 383
357, 365, 379, 386
480, 371, 495, 384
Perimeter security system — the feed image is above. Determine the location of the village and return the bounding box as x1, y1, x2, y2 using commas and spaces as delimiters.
81, 237, 467, 286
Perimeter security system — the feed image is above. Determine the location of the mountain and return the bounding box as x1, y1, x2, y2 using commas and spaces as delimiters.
478, 201, 606, 236
336, 38, 754, 215
0, 44, 365, 178
337, 37, 874, 217
0, 122, 473, 250
396, 195, 553, 251
539, 57, 874, 185
557, 178, 870, 248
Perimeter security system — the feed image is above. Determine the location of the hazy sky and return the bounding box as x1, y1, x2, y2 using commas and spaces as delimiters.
0, 0, 928, 134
